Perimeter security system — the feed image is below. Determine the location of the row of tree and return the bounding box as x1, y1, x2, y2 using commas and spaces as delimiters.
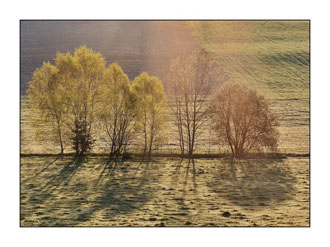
28, 46, 279, 158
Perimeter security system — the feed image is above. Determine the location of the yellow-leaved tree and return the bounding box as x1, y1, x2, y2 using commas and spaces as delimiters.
98, 63, 137, 157
28, 45, 170, 157
132, 72, 169, 158
27, 61, 66, 154
55, 46, 106, 155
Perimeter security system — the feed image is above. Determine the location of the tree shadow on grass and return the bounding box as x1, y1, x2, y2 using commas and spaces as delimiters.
208, 159, 296, 209
183, 159, 197, 192
172, 159, 197, 192
21, 155, 62, 185
40, 156, 85, 192
24, 156, 85, 205
21, 156, 87, 225
72, 159, 158, 225
167, 158, 198, 217
94, 158, 119, 187
21, 156, 159, 226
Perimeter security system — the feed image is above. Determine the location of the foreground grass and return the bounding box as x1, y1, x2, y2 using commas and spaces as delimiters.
21, 155, 309, 226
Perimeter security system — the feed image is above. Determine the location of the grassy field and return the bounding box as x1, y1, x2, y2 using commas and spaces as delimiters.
187, 21, 309, 98
20, 21, 310, 226
21, 156, 309, 226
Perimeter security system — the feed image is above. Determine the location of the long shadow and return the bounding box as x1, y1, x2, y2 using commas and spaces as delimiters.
172, 158, 197, 192
167, 158, 198, 217
21, 156, 160, 226
174, 158, 183, 174
21, 155, 62, 185
94, 158, 119, 187
22, 155, 86, 224
208, 158, 296, 209
183, 159, 197, 192
39, 156, 85, 193
190, 159, 197, 191
72, 159, 158, 225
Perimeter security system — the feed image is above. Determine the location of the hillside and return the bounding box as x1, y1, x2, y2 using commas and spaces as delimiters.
187, 21, 309, 99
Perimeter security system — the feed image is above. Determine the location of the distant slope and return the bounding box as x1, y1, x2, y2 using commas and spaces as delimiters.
20, 21, 197, 94
187, 21, 309, 99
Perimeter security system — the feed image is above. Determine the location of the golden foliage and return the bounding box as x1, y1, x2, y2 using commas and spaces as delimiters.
132, 72, 169, 156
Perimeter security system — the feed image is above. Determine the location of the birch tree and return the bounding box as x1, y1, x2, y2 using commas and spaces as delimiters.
55, 46, 106, 155
167, 48, 223, 156
132, 72, 169, 157
98, 63, 136, 157
28, 62, 66, 154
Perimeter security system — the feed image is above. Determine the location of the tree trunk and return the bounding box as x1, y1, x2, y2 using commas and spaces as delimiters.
55, 116, 64, 155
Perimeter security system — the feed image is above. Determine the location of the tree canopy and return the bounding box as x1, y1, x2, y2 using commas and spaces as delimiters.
210, 83, 279, 158
56, 46, 106, 155
28, 61, 65, 153
132, 72, 169, 157
98, 63, 137, 157
28, 45, 279, 158
167, 48, 224, 156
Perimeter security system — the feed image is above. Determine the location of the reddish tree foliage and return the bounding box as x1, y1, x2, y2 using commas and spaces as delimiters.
210, 83, 279, 157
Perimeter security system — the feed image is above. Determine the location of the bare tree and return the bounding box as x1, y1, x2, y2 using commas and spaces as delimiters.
167, 48, 223, 157
210, 83, 279, 158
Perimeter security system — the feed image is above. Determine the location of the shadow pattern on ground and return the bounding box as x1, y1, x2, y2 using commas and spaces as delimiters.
208, 159, 296, 209
21, 156, 308, 226
21, 157, 159, 226
72, 160, 157, 225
